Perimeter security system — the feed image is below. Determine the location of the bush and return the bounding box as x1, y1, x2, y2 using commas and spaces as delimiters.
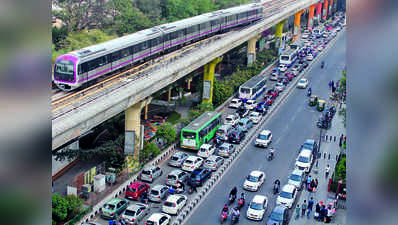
156, 122, 177, 144
166, 111, 181, 124
52, 194, 83, 224
140, 141, 161, 163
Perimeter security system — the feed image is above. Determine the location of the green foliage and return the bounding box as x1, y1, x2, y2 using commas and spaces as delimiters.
189, 109, 202, 121
52, 194, 83, 224
177, 117, 191, 126
339, 70, 346, 93
196, 102, 214, 112
52, 26, 68, 49
338, 107, 346, 128
166, 111, 181, 124
156, 122, 177, 144
140, 141, 161, 163
334, 154, 346, 182
213, 79, 234, 106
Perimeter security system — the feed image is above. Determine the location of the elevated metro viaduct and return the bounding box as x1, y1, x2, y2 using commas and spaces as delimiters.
52, 0, 334, 172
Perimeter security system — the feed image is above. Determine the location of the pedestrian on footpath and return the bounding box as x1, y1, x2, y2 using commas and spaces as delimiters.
314, 202, 321, 220
307, 197, 314, 218
339, 134, 343, 148
328, 80, 332, 89
191, 182, 197, 193
307, 175, 312, 188
325, 164, 331, 178
295, 204, 300, 219
315, 178, 319, 189
320, 205, 327, 222
301, 200, 307, 217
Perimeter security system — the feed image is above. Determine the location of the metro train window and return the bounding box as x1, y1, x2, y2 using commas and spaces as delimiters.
79, 62, 88, 74
150, 38, 158, 47
98, 56, 106, 66
211, 20, 217, 26
111, 51, 122, 61
121, 48, 129, 58
142, 41, 149, 51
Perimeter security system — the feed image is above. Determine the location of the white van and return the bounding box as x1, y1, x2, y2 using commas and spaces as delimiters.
295, 149, 313, 173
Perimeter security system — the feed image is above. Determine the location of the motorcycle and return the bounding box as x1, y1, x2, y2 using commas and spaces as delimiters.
267, 148, 275, 161
321, 61, 325, 68
220, 211, 228, 224
307, 89, 312, 97
273, 183, 280, 195
231, 214, 239, 224
229, 194, 236, 205
237, 198, 245, 209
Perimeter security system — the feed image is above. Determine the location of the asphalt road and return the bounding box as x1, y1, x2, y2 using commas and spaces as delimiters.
183, 31, 346, 225
93, 28, 346, 225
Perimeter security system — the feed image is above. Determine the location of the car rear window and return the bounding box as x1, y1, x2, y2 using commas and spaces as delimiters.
205, 159, 214, 164
105, 204, 115, 210
168, 174, 177, 180
164, 201, 175, 207
124, 209, 136, 216
170, 156, 179, 161
145, 221, 155, 225
151, 190, 159, 195
185, 160, 193, 164
142, 170, 151, 175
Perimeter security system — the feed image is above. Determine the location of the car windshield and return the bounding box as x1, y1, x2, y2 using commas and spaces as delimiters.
250, 202, 263, 210
302, 143, 313, 150
105, 204, 116, 210
270, 211, 283, 221
164, 201, 175, 207
219, 146, 227, 151
168, 174, 177, 180
200, 148, 208, 152
205, 159, 214, 164
299, 80, 306, 83
217, 129, 225, 134
281, 56, 289, 60
232, 100, 239, 104
150, 190, 159, 195
170, 156, 179, 161
124, 209, 136, 216
128, 188, 137, 193
247, 175, 259, 182
238, 122, 244, 126
298, 156, 309, 163
225, 118, 232, 121
258, 134, 268, 140
280, 191, 292, 199
290, 174, 301, 182
146, 221, 155, 225
182, 131, 196, 139
185, 160, 193, 164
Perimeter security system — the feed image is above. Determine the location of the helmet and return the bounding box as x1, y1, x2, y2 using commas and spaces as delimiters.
234, 207, 238, 210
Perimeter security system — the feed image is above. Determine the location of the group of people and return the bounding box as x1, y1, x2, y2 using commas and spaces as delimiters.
306, 175, 319, 192
221, 186, 245, 222
295, 198, 336, 223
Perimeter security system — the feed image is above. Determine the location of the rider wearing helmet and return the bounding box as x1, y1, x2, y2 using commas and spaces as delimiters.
222, 204, 229, 213
308, 87, 312, 96
231, 207, 240, 221
274, 179, 281, 193
240, 192, 245, 201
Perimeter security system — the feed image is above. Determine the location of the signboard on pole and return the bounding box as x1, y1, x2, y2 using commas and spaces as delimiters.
125, 130, 135, 156
203, 80, 211, 99
140, 125, 144, 150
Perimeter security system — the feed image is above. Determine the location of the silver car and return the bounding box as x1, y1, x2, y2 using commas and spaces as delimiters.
166, 169, 188, 187
149, 184, 169, 202
140, 165, 163, 182
168, 151, 189, 167
217, 143, 236, 157
203, 155, 224, 171
120, 203, 150, 225
287, 169, 306, 190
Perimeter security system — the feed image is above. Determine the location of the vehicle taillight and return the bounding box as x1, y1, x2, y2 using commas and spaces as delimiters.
213, 163, 217, 166
174, 203, 177, 207
150, 175, 152, 178
166, 178, 168, 182
131, 218, 135, 222
111, 212, 114, 215
191, 166, 194, 168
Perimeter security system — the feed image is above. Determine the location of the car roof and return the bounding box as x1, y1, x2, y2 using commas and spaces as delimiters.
304, 139, 315, 144
152, 184, 167, 191
220, 142, 231, 147
206, 155, 219, 160
129, 181, 146, 188
169, 169, 184, 175
166, 194, 185, 203
126, 203, 146, 211
291, 169, 305, 176
299, 149, 312, 156
299, 78, 307, 81
226, 114, 236, 118
250, 112, 259, 115
148, 213, 169, 221
186, 156, 200, 160
107, 198, 123, 204
200, 144, 212, 148
172, 151, 186, 157
143, 165, 157, 170
273, 205, 287, 213
252, 194, 267, 203
250, 170, 264, 177
260, 130, 271, 135
282, 184, 296, 192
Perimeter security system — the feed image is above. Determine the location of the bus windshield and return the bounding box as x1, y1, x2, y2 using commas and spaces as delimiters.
182, 131, 196, 139
281, 56, 289, 61
240, 88, 251, 94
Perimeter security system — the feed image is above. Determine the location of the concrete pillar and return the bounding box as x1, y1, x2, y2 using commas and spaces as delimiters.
144, 104, 148, 120
247, 35, 259, 66
275, 19, 287, 49
125, 98, 152, 159
323, 0, 329, 21
187, 78, 192, 90
293, 10, 304, 42
308, 4, 316, 31
202, 56, 223, 104
316, 2, 322, 22
167, 88, 171, 102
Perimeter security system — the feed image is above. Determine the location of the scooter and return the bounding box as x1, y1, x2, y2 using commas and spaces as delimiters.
321, 61, 325, 68
231, 214, 239, 224
273, 183, 280, 195
220, 211, 228, 224
237, 198, 245, 209
267, 148, 275, 161
307, 89, 312, 97
229, 194, 236, 205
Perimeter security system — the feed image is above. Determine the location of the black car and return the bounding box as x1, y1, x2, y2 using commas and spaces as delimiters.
228, 129, 246, 144
188, 168, 212, 186
237, 105, 249, 118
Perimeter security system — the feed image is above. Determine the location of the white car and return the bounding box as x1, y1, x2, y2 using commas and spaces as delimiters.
182, 156, 203, 172
224, 114, 239, 126
243, 170, 266, 191
295, 149, 313, 173
302, 33, 309, 39
145, 213, 171, 225
255, 130, 272, 147
162, 194, 187, 215
276, 184, 297, 209
306, 54, 313, 61
248, 111, 261, 124
245, 100, 257, 110
246, 195, 268, 221
274, 82, 285, 92
288, 169, 306, 190
197, 144, 216, 158
229, 98, 242, 109
296, 78, 309, 89
278, 64, 288, 72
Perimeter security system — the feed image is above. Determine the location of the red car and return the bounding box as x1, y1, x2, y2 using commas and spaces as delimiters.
125, 181, 150, 200
265, 89, 280, 98
263, 95, 275, 106
284, 72, 294, 81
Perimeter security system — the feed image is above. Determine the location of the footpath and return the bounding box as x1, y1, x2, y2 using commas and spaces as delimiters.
289, 104, 346, 225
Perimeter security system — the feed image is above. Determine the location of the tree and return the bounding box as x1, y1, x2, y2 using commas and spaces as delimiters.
52, 194, 68, 222
213, 79, 233, 106
156, 122, 177, 144
339, 70, 346, 93
140, 141, 161, 163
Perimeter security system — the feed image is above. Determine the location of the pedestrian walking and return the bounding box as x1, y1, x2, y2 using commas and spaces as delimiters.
339, 134, 343, 147
328, 81, 332, 89
315, 178, 319, 189
301, 200, 307, 217
314, 203, 321, 220
307, 197, 314, 218
325, 164, 330, 178
295, 204, 301, 219
331, 80, 334, 90
320, 205, 327, 222
310, 179, 315, 192
306, 175, 312, 188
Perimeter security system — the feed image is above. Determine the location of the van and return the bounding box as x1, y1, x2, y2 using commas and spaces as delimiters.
216, 125, 233, 141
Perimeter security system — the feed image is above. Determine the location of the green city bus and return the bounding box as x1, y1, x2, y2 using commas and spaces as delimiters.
180, 111, 222, 150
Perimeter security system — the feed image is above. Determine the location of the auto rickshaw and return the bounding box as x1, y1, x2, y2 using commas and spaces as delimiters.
317, 99, 326, 111
309, 95, 318, 106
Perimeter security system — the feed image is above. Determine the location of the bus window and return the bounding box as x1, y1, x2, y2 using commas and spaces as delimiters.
182, 131, 196, 139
